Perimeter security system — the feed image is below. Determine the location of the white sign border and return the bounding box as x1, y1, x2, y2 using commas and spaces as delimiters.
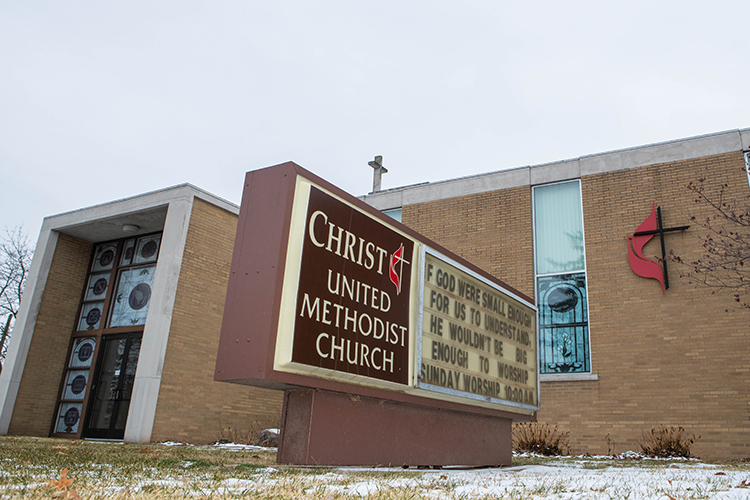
273, 176, 420, 392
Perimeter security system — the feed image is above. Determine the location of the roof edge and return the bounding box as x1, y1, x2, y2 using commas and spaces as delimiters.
362, 127, 749, 210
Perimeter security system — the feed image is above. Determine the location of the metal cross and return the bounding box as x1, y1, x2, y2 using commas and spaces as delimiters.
633, 206, 689, 290
368, 155, 388, 193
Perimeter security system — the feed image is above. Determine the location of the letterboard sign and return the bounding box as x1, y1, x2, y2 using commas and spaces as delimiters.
418, 250, 538, 410
273, 179, 418, 390
218, 163, 539, 415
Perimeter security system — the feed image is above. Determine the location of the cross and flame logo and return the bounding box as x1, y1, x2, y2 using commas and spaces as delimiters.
389, 243, 409, 295
627, 202, 689, 294
627, 202, 666, 294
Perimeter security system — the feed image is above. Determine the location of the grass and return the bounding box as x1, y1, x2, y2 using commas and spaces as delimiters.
1, 436, 750, 499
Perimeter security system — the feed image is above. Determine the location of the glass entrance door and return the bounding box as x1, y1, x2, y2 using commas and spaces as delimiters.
83, 333, 141, 439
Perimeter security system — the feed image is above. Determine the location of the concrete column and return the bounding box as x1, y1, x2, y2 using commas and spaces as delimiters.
0, 227, 59, 433
123, 196, 193, 443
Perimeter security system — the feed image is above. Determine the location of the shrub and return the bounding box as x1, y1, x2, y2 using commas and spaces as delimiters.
638, 426, 700, 458
512, 422, 569, 456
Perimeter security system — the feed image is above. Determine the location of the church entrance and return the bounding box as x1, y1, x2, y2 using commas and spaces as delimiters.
83, 332, 142, 440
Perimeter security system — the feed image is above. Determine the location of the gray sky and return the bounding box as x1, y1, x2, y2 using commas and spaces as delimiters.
2, 1, 748, 242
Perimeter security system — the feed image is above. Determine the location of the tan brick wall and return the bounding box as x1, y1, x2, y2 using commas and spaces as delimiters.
403, 185, 535, 299
403, 151, 750, 460
150, 198, 283, 444
8, 233, 91, 435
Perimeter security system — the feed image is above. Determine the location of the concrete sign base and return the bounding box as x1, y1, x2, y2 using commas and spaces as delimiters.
277, 389, 512, 466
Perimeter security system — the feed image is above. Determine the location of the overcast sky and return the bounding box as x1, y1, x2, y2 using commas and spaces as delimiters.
1, 1, 748, 242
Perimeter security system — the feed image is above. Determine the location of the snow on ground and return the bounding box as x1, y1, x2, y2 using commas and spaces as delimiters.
9, 439, 749, 499
66, 461, 748, 499
128, 445, 750, 498
321, 463, 750, 499
157, 440, 277, 451
209, 442, 276, 451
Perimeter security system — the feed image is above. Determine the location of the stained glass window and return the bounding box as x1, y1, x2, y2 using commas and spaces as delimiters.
77, 301, 104, 331
108, 265, 156, 327
62, 370, 90, 400
69, 337, 96, 368
533, 181, 591, 374
54, 232, 161, 438
133, 235, 161, 264
92, 243, 117, 272
83, 272, 110, 302
120, 239, 136, 266
537, 273, 590, 373
55, 403, 83, 434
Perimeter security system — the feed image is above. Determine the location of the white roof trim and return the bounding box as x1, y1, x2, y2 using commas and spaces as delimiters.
362, 128, 749, 210
42, 183, 238, 232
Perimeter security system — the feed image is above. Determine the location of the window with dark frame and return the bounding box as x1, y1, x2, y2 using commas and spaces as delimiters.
533, 180, 591, 374
51, 233, 161, 438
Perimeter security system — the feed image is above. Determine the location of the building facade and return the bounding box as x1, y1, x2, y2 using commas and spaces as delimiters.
2, 128, 749, 460
0, 185, 282, 444
363, 128, 750, 460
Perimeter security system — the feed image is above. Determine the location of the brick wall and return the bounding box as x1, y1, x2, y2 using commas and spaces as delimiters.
8, 233, 91, 435
403, 151, 750, 460
150, 198, 283, 444
403, 185, 535, 299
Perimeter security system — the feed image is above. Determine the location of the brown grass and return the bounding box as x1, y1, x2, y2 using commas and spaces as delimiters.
638, 425, 700, 458
512, 422, 570, 456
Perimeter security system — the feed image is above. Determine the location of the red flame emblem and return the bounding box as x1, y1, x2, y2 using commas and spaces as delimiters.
389, 243, 409, 295
627, 202, 665, 294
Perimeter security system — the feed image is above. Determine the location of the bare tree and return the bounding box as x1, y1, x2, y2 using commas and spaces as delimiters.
0, 226, 34, 369
672, 170, 750, 309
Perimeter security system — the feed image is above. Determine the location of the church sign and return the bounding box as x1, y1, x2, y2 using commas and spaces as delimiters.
274, 185, 414, 387
419, 251, 537, 408
216, 162, 538, 418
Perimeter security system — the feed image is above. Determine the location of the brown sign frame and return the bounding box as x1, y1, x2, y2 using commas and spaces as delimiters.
216, 162, 539, 419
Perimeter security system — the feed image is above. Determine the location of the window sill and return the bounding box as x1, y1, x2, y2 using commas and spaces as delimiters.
540, 373, 599, 382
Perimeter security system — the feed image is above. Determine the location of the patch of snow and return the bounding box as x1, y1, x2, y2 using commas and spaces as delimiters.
4, 482, 49, 490
130, 479, 187, 492
209, 441, 276, 451
220, 478, 260, 488
326, 477, 421, 497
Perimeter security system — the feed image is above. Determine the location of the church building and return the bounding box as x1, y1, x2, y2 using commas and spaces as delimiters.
1, 127, 749, 460
363, 127, 750, 460
0, 185, 282, 443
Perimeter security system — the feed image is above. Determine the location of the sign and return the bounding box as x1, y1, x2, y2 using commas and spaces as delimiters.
418, 251, 538, 409
274, 181, 418, 389
218, 162, 539, 416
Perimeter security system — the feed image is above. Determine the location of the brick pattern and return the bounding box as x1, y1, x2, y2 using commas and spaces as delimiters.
403, 151, 750, 460
150, 198, 283, 444
403, 185, 535, 299
8, 233, 91, 436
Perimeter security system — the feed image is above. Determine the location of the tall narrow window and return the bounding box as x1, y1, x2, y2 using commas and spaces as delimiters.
52, 232, 161, 439
533, 181, 590, 373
